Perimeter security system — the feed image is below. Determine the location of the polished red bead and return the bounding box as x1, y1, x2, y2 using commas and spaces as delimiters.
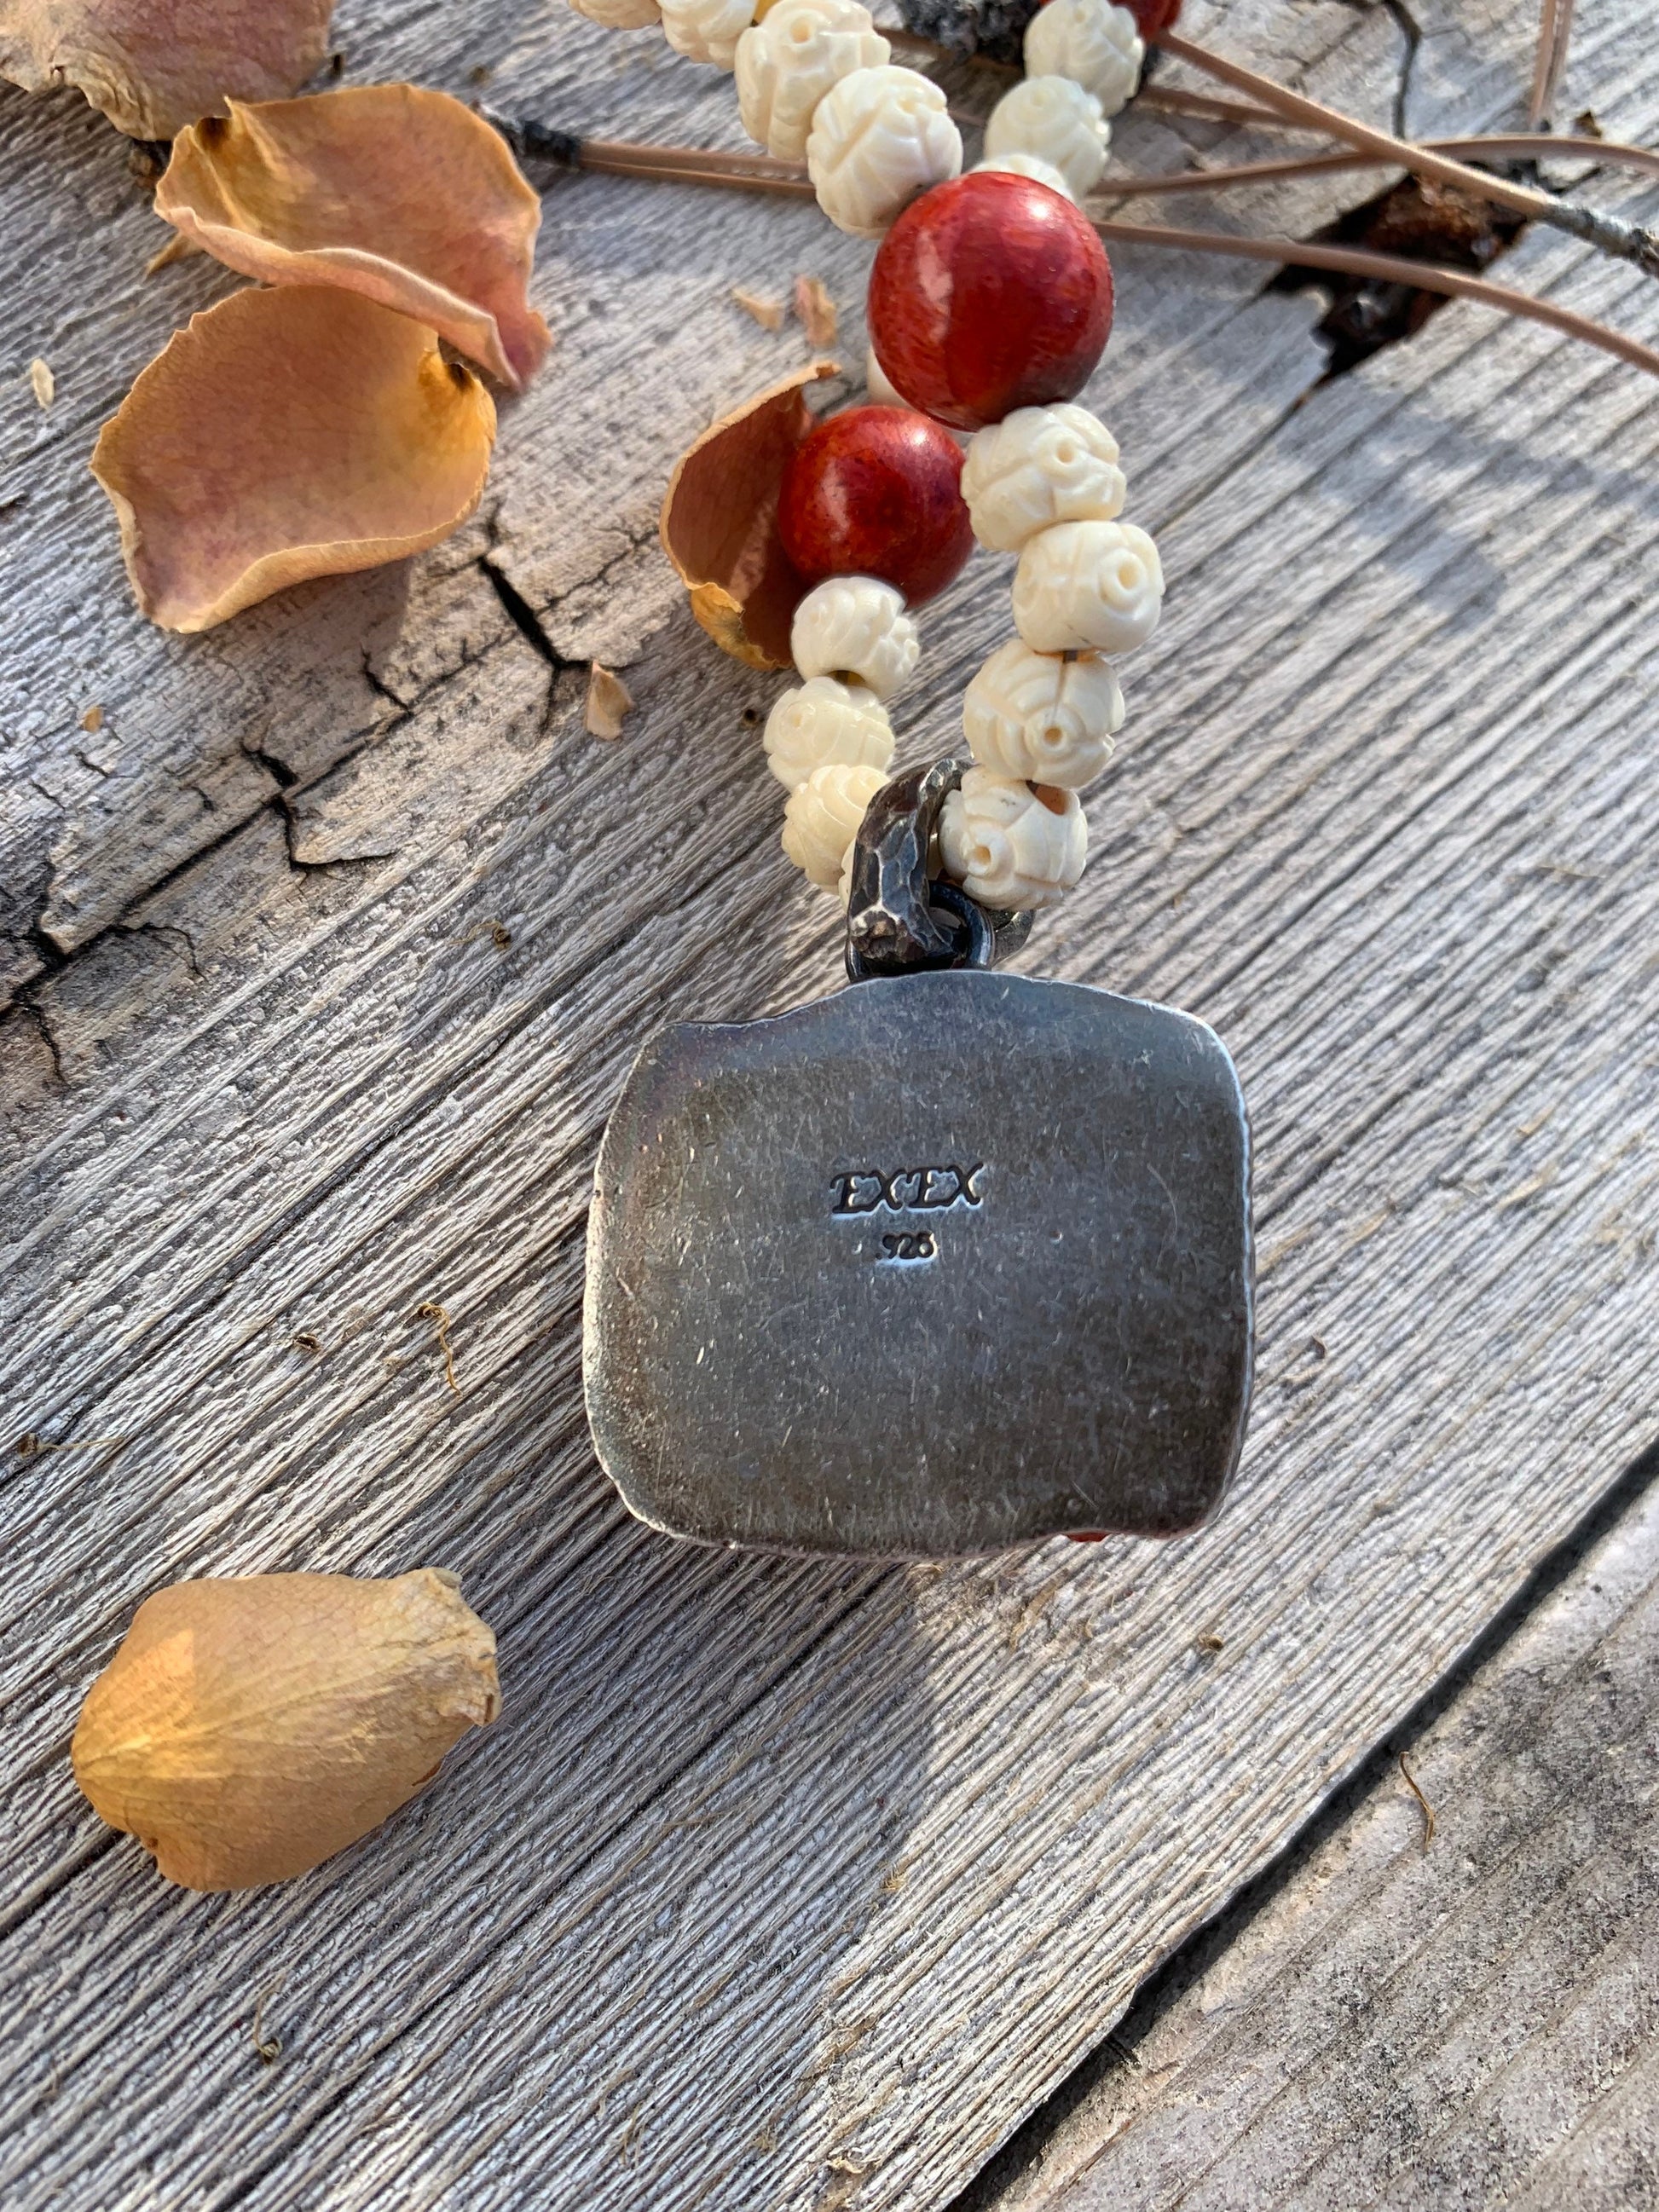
1043, 0, 1179, 28
777, 406, 974, 607
1128, 0, 1182, 35
866, 171, 1114, 433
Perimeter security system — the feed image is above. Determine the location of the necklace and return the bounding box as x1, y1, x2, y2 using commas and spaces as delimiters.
581, 3, 1251, 1561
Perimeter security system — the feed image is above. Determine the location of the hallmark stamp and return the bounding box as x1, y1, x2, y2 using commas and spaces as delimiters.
831, 1164, 985, 1216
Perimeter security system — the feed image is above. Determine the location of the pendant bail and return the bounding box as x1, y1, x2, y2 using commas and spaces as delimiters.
844, 755, 1034, 982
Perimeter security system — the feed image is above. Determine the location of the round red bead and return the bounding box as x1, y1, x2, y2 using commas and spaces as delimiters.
1128, 0, 1182, 35
777, 406, 974, 608
1043, 0, 1178, 28
866, 172, 1114, 433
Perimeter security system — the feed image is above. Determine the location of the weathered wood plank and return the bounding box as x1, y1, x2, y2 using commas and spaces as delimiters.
973, 1462, 1659, 2212
1, 0, 1656, 2206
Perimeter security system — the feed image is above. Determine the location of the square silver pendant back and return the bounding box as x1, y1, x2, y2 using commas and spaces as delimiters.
583, 967, 1252, 1558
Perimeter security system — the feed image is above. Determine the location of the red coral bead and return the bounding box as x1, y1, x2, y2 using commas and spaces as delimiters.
866, 172, 1114, 433
1129, 0, 1182, 35
777, 406, 974, 607
1043, 0, 1178, 27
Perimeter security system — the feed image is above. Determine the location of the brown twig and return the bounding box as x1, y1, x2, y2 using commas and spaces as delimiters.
1093, 134, 1659, 198
1399, 1753, 1436, 1849
1137, 82, 1298, 132
488, 116, 1659, 381
1529, 0, 1577, 131
1158, 29, 1659, 278
1091, 214, 1659, 379
415, 1302, 462, 1396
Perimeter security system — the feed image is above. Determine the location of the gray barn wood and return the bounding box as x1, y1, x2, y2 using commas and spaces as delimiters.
974, 1461, 1659, 2212
0, 0, 1656, 2205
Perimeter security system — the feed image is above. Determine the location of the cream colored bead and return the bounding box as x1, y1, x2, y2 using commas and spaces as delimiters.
659, 0, 754, 68
736, 0, 890, 159
1012, 519, 1164, 655
962, 638, 1123, 787
961, 403, 1126, 552
783, 761, 887, 890
806, 65, 962, 237
763, 675, 893, 789
865, 344, 905, 406
790, 576, 920, 702
939, 770, 1086, 909
569, 0, 662, 25
1023, 0, 1143, 117
972, 151, 1073, 201
983, 77, 1109, 201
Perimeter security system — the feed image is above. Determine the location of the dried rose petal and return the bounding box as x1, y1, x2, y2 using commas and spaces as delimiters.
660, 359, 838, 671
91, 286, 496, 632
157, 86, 551, 390
0, 0, 333, 139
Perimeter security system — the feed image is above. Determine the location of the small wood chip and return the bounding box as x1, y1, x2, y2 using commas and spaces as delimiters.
732, 286, 785, 332
28, 358, 54, 409
585, 663, 635, 740
80, 703, 103, 733
794, 274, 837, 348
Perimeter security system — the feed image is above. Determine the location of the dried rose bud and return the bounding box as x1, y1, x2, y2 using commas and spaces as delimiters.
71, 1569, 499, 1891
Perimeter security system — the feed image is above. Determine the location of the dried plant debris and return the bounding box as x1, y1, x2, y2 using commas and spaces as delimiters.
157, 87, 552, 390
1277, 174, 1528, 377
91, 286, 496, 632
733, 286, 785, 331
660, 358, 837, 669
585, 662, 635, 738
72, 1568, 500, 1890
793, 274, 838, 347
28, 355, 53, 407
0, 0, 335, 138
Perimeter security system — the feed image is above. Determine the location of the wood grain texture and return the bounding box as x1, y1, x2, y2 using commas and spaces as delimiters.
0, 0, 1656, 2206
974, 1458, 1659, 2212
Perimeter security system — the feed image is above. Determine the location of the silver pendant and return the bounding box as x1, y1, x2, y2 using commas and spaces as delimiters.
584, 759, 1253, 1558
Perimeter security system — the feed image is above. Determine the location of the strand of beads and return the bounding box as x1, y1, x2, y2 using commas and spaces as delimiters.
569, 0, 1176, 248
759, 160, 1162, 915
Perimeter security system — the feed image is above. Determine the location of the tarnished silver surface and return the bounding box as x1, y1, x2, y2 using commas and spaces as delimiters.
583, 968, 1253, 1558
845, 755, 1032, 979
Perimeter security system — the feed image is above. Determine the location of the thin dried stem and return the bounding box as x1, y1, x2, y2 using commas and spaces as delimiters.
491, 115, 1659, 379
1528, 0, 1577, 131
1136, 83, 1299, 131
1094, 133, 1659, 199
1091, 214, 1659, 378
1159, 29, 1659, 279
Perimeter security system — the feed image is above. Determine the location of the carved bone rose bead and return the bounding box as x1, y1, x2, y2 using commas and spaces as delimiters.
569, 0, 662, 26
962, 402, 1126, 553
789, 575, 920, 701
1023, 0, 1144, 118
962, 638, 1124, 787
806, 66, 962, 238
764, 675, 894, 788
1012, 518, 1164, 654
736, 0, 891, 161
939, 769, 1087, 909
972, 151, 1074, 201
783, 759, 887, 888
659, 0, 754, 69
983, 77, 1110, 202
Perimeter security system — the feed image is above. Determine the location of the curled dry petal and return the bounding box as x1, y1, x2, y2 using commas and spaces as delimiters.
0, 0, 333, 139
72, 1569, 500, 1891
661, 358, 838, 670
91, 285, 496, 633
157, 86, 551, 390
